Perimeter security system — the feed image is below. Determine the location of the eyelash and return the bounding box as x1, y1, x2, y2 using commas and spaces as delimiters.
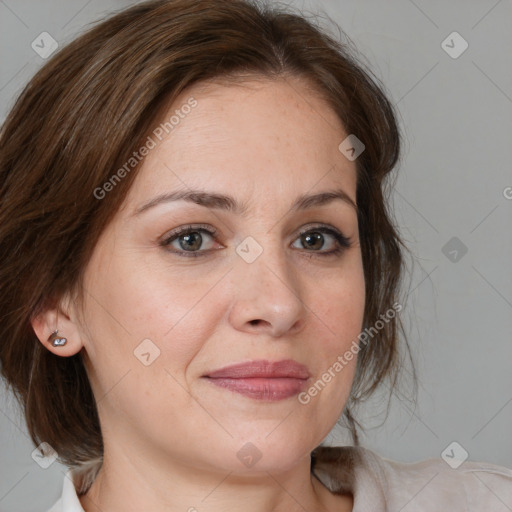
160, 223, 352, 259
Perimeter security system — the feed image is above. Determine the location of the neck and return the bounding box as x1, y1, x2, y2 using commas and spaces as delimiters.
79, 444, 352, 512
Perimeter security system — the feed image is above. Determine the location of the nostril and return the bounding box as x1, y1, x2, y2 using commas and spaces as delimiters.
249, 319, 261, 326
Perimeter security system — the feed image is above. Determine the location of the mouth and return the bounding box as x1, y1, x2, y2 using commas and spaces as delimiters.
202, 359, 310, 401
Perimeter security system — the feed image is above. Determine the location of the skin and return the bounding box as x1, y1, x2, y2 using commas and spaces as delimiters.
33, 74, 365, 512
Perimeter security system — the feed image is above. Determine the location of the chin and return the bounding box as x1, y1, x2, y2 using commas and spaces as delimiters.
213, 432, 314, 475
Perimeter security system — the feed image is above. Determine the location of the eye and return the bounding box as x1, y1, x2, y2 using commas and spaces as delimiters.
160, 224, 220, 256
160, 223, 352, 258
291, 225, 351, 256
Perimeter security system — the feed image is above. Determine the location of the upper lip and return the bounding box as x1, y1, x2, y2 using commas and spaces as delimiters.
204, 359, 310, 379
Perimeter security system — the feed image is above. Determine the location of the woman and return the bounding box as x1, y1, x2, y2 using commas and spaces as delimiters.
0, 0, 510, 510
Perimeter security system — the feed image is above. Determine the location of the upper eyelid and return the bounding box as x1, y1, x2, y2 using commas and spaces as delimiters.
163, 223, 345, 238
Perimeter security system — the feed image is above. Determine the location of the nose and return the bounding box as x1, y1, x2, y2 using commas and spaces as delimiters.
227, 242, 307, 337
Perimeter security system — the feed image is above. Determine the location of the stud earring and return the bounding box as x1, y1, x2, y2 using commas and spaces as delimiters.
49, 330, 68, 347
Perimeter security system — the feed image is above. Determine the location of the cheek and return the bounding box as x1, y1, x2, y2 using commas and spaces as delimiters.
80, 248, 225, 381
317, 256, 366, 342
79, 260, 221, 429
299, 259, 365, 409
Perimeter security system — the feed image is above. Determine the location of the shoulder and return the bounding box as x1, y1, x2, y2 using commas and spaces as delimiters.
312, 445, 512, 510
371, 447, 512, 510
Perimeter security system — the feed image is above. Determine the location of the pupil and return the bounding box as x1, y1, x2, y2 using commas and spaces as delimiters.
303, 232, 323, 250
180, 232, 202, 251
177, 232, 325, 252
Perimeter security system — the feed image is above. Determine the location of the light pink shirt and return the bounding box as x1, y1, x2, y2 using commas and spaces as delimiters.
47, 445, 512, 511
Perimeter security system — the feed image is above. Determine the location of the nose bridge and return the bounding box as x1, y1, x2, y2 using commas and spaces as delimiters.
236, 232, 294, 292
227, 233, 306, 336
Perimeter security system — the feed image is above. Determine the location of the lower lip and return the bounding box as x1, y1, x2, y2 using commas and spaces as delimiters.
204, 377, 308, 401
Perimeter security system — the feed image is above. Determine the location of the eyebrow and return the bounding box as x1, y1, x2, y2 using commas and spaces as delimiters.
132, 187, 357, 216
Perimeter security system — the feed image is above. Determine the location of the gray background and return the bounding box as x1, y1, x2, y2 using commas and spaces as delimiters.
1, 0, 511, 510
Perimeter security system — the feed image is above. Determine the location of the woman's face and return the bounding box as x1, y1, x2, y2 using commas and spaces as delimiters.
72, 75, 365, 474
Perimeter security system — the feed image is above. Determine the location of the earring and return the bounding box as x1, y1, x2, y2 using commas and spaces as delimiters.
49, 330, 68, 347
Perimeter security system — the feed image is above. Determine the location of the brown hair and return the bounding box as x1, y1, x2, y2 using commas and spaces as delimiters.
0, 0, 416, 484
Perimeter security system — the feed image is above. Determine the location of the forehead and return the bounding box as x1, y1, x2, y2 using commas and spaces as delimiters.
123, 75, 357, 210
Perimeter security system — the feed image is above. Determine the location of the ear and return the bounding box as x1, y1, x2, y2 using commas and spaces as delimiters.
30, 293, 84, 357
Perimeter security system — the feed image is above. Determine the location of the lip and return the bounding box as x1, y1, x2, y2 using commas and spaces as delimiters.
202, 359, 310, 401
204, 359, 310, 379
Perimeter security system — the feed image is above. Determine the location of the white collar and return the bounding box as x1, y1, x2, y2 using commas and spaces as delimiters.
48, 470, 85, 512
